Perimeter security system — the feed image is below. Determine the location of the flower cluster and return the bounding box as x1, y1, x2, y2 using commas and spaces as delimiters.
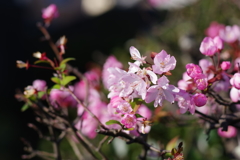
177, 22, 240, 137
103, 46, 180, 130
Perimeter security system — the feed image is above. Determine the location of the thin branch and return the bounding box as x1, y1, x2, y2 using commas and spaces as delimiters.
97, 136, 109, 151
67, 89, 108, 130
66, 135, 84, 160
195, 110, 218, 123
96, 129, 170, 155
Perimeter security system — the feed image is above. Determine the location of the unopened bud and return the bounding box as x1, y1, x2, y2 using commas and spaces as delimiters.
150, 52, 157, 60
192, 93, 207, 107
16, 60, 30, 69
220, 61, 231, 70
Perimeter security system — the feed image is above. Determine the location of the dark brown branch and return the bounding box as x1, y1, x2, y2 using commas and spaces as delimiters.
195, 110, 218, 123
96, 129, 170, 155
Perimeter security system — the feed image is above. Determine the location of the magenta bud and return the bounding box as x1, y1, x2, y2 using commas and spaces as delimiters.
218, 126, 237, 138
192, 93, 207, 107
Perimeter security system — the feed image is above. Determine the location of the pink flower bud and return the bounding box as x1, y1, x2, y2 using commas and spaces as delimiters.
220, 61, 231, 70
230, 73, 240, 89
199, 37, 218, 56
42, 4, 59, 24
120, 114, 137, 129
192, 93, 207, 107
218, 126, 237, 138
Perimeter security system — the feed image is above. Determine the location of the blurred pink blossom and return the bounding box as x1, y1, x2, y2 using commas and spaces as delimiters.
219, 25, 240, 43
49, 86, 76, 108
32, 79, 46, 91
199, 59, 214, 80
230, 73, 240, 89
42, 4, 59, 20
218, 126, 237, 138
212, 73, 230, 92
230, 87, 240, 102
102, 56, 123, 89
205, 22, 225, 38
220, 61, 231, 70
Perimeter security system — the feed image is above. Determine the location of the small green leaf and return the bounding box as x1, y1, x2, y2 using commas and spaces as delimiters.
124, 127, 134, 131
52, 84, 61, 89
34, 60, 49, 64
51, 77, 61, 84
166, 136, 179, 151
105, 120, 122, 126
133, 104, 140, 113
21, 103, 29, 112
37, 91, 45, 99
60, 58, 75, 66
59, 63, 66, 70
130, 101, 136, 109
171, 148, 177, 155
135, 113, 143, 118
61, 75, 76, 86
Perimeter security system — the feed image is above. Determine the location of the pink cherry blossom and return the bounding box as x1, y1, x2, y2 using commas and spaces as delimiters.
186, 63, 202, 79
220, 61, 231, 70
152, 50, 176, 75
177, 72, 192, 90
212, 73, 230, 92
102, 56, 123, 89
115, 100, 132, 114
175, 90, 195, 114
128, 62, 157, 85
137, 104, 152, 120
219, 25, 240, 43
49, 86, 76, 108
84, 69, 100, 88
199, 59, 214, 79
213, 36, 223, 50
205, 21, 225, 38
192, 93, 207, 107
104, 67, 127, 91
75, 111, 99, 139
129, 46, 146, 65
218, 126, 237, 138
42, 4, 59, 20
230, 87, 240, 102
145, 76, 179, 107
32, 79, 46, 91
230, 73, 240, 89
194, 74, 208, 90
108, 72, 147, 100
120, 114, 137, 128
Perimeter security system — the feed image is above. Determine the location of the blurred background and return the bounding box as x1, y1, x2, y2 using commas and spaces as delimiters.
1, 0, 240, 159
